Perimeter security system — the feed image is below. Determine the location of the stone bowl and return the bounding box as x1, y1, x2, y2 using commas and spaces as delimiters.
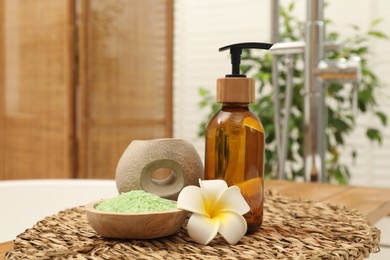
85, 200, 188, 239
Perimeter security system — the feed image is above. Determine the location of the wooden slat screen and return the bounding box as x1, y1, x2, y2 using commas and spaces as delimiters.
0, 0, 76, 179
0, 0, 172, 180
79, 0, 173, 179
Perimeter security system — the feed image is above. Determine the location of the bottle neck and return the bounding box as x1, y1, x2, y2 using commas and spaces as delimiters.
221, 102, 250, 110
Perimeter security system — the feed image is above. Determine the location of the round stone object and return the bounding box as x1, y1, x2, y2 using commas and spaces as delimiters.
116, 138, 204, 200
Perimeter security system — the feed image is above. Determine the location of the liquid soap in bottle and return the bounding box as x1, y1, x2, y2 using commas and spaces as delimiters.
204, 42, 273, 233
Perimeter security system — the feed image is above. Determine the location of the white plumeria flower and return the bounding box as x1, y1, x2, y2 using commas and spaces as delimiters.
177, 179, 250, 245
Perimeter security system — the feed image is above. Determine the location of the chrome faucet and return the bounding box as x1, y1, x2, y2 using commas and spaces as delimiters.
270, 0, 361, 182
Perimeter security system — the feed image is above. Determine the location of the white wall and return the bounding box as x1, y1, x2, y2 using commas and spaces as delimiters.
173, 0, 390, 187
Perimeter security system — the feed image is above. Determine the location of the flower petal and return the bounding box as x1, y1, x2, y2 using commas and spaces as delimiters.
177, 186, 207, 216
187, 213, 220, 245
215, 186, 250, 215
217, 211, 247, 244
199, 179, 228, 211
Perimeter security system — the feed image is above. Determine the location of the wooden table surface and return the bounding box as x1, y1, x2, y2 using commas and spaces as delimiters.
2, 180, 390, 258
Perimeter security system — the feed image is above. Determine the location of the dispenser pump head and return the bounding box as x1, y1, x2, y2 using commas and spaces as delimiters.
219, 42, 273, 77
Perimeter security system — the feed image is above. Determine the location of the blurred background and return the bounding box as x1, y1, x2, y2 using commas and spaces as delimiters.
0, 0, 389, 186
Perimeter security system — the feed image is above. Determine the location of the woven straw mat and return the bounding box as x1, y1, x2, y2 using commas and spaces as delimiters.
5, 191, 380, 259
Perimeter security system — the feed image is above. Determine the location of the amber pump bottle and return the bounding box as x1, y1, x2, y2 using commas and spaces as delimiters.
204, 42, 273, 233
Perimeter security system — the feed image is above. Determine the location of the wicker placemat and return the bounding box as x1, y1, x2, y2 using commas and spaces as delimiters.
6, 191, 380, 259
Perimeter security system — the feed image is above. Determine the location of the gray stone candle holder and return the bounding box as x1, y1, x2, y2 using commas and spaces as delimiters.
116, 138, 204, 200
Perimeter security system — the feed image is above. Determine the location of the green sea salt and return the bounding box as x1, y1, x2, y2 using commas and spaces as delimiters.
95, 190, 177, 213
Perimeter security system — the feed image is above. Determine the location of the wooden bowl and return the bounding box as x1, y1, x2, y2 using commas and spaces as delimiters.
85, 201, 188, 239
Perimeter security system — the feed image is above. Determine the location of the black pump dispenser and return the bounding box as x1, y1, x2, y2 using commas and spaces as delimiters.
219, 42, 273, 77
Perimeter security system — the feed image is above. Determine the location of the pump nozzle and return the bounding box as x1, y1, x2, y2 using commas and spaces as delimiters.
219, 42, 273, 77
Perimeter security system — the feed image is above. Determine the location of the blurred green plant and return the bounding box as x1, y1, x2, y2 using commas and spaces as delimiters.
198, 1, 388, 183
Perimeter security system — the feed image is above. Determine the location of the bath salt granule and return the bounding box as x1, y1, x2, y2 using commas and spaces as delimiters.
96, 190, 177, 213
